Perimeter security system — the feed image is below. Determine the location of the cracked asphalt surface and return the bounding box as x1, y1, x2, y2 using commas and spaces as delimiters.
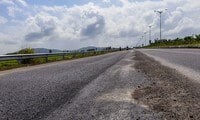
1, 49, 200, 120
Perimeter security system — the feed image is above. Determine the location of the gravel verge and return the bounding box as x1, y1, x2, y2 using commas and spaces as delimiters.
132, 51, 200, 120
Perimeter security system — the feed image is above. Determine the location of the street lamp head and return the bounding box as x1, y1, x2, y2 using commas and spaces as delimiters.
154, 8, 167, 13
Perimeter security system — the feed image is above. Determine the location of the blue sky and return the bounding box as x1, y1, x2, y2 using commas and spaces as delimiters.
0, 0, 200, 54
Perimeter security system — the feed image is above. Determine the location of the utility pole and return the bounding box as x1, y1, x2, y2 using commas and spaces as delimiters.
154, 9, 167, 41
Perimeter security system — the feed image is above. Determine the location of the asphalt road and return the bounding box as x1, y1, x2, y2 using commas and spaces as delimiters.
139, 49, 200, 72
0, 51, 160, 120
2, 49, 200, 120
139, 49, 200, 82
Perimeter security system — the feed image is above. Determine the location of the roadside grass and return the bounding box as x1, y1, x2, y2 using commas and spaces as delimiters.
0, 60, 23, 71
0, 51, 114, 71
145, 34, 200, 48
146, 43, 200, 48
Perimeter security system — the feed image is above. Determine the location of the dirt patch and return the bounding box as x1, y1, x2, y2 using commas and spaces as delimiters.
133, 51, 200, 120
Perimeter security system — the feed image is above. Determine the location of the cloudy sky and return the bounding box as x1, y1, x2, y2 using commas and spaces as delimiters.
0, 0, 200, 54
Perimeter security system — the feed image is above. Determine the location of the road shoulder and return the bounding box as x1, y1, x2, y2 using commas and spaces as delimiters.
138, 49, 200, 82
133, 51, 200, 120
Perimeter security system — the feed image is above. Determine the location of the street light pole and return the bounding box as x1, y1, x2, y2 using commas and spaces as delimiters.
149, 25, 152, 44
159, 12, 162, 40
154, 9, 167, 41
144, 32, 147, 46
142, 36, 144, 47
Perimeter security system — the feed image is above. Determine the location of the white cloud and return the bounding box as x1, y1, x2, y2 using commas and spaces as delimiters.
16, 0, 28, 7
7, 6, 23, 17
0, 0, 14, 5
102, 0, 111, 3
0, 16, 7, 24
1, 0, 200, 54
0, 0, 27, 6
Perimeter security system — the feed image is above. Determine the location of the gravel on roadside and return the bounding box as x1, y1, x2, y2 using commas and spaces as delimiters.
132, 51, 200, 120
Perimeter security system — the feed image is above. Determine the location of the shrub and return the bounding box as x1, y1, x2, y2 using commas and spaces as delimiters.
18, 48, 34, 54
18, 48, 35, 64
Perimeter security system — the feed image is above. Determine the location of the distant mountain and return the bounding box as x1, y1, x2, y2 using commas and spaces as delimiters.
77, 46, 105, 52
6, 48, 65, 55
33, 48, 62, 53
6, 46, 107, 55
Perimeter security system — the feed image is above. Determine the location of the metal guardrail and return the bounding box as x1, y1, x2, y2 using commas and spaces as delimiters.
0, 48, 122, 63
0, 52, 70, 62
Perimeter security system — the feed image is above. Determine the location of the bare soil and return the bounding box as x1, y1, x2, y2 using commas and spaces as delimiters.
132, 51, 200, 120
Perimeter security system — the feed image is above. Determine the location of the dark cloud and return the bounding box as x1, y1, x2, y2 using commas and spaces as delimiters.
25, 27, 54, 42
0, 40, 17, 45
119, 29, 140, 38
81, 15, 105, 37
